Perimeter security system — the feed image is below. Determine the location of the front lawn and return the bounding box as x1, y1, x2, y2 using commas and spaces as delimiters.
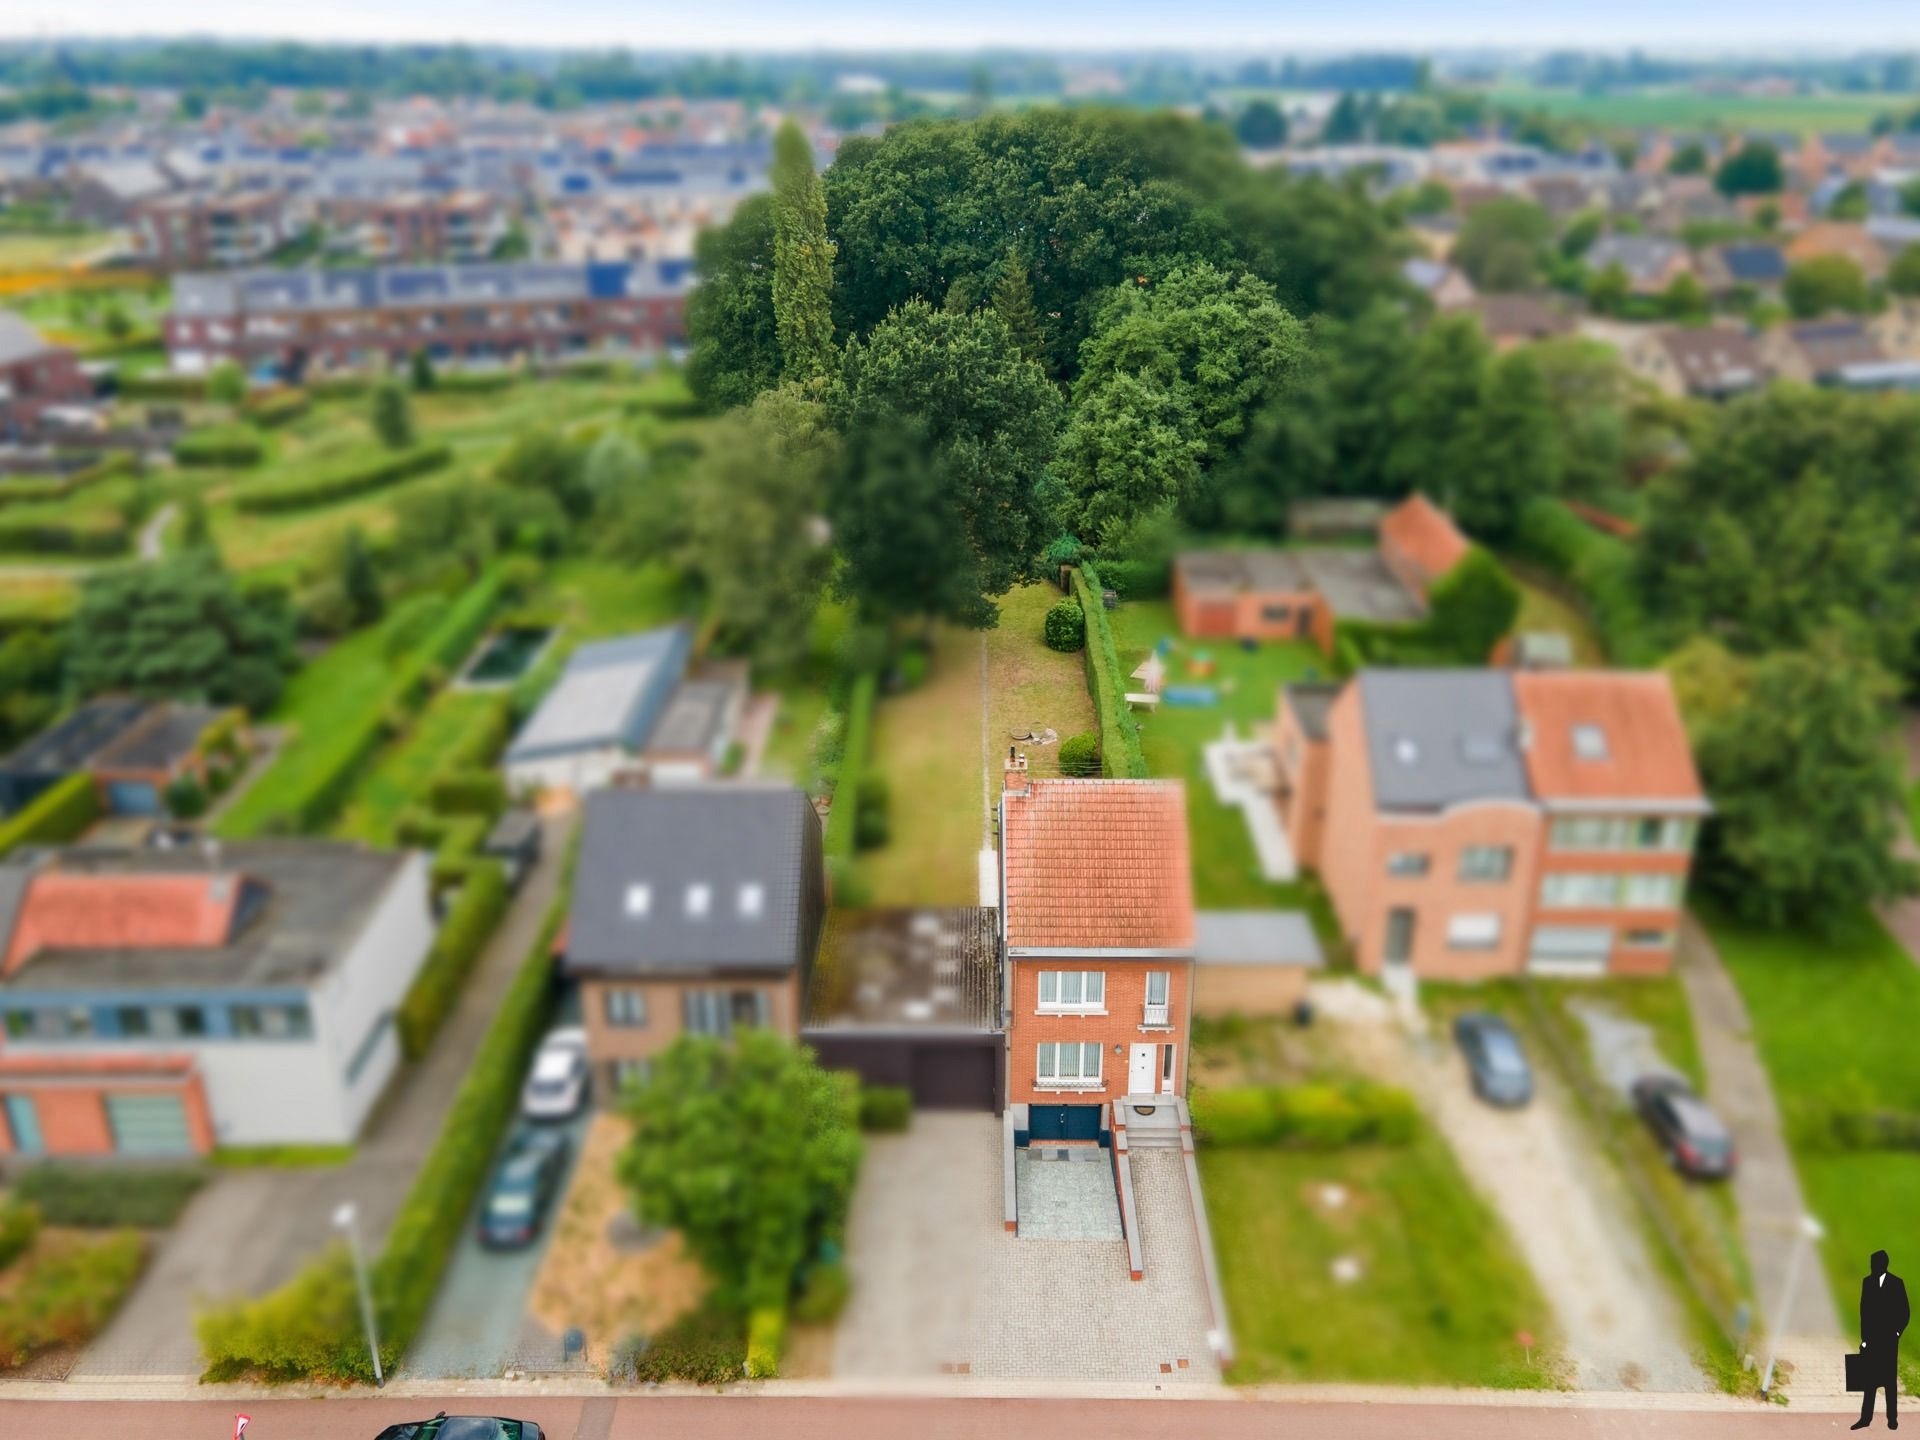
1704, 901, 1920, 1391
1203, 1134, 1560, 1388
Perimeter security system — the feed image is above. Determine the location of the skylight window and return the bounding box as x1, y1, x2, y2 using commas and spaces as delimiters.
624, 883, 651, 917
686, 883, 712, 919
1392, 737, 1420, 766
1572, 724, 1609, 761
738, 883, 765, 920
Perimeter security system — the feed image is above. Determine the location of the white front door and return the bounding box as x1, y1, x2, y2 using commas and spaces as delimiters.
1128, 1043, 1157, 1096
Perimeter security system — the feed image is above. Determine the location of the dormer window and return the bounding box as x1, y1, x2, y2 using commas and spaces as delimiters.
686, 883, 711, 919
623, 883, 651, 917
738, 883, 765, 919
1572, 724, 1609, 761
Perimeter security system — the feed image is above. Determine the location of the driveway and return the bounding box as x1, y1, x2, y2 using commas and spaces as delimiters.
72, 813, 578, 1381
833, 1112, 1218, 1384
1337, 1008, 1708, 1393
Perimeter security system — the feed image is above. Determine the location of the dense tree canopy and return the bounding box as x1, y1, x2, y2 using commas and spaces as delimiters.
1451, 197, 1554, 293
685, 193, 779, 410
1784, 254, 1870, 318
1715, 142, 1784, 196
770, 121, 836, 383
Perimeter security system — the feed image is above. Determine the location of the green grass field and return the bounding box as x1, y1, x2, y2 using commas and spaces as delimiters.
1485, 84, 1917, 137
334, 688, 499, 846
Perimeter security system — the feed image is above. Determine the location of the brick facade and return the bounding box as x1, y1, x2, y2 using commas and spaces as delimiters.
1006, 957, 1193, 1107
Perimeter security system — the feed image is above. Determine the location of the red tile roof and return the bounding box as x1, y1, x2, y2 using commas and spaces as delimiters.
1001, 779, 1194, 951
1511, 671, 1706, 806
1379, 494, 1470, 590
4, 873, 242, 977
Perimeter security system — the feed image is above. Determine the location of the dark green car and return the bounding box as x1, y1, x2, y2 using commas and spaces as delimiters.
375, 1414, 543, 1440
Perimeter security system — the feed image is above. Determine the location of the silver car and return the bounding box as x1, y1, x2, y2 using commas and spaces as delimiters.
519, 1027, 589, 1121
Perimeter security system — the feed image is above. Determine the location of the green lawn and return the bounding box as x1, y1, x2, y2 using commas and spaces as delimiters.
1704, 901, 1920, 1389
1203, 1134, 1563, 1387
528, 556, 688, 643
1105, 597, 1339, 932
1484, 84, 1915, 136
335, 689, 498, 845
985, 582, 1097, 779
1510, 574, 1608, 669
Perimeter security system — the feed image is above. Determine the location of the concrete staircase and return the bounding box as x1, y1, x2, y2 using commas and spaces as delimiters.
1120, 1099, 1184, 1150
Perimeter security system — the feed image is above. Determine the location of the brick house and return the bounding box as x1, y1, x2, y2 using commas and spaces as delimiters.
0, 314, 92, 441
131, 190, 292, 271
560, 785, 827, 1095
998, 774, 1195, 1140
1273, 668, 1707, 980
317, 190, 510, 263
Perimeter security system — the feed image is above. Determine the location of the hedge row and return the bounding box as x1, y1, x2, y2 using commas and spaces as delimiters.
12, 1164, 204, 1228
823, 671, 878, 862
198, 898, 564, 1382
244, 390, 310, 428
232, 443, 451, 516
0, 452, 136, 508
1191, 1080, 1419, 1149
173, 424, 265, 468
0, 518, 129, 557
1095, 557, 1170, 601
119, 372, 208, 401
1513, 496, 1661, 666
434, 369, 520, 395
0, 772, 100, 858
1071, 564, 1148, 779
396, 861, 510, 1060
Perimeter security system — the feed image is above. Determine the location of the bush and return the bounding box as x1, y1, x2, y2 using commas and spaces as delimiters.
0, 1198, 41, 1270
853, 773, 890, 852
0, 772, 100, 858
396, 862, 510, 1059
823, 672, 878, 860
744, 1303, 784, 1379
0, 518, 130, 557
1071, 564, 1148, 779
173, 423, 265, 468
615, 1304, 746, 1385
1191, 1087, 1280, 1147
792, 1260, 851, 1324
1514, 496, 1659, 666
165, 772, 209, 819
1043, 598, 1086, 653
858, 1086, 912, 1134
1423, 547, 1521, 664
1057, 732, 1100, 778
1096, 557, 1170, 600
231, 443, 451, 515
427, 768, 508, 818
119, 371, 208, 402
13, 1165, 204, 1229
1192, 1081, 1417, 1149
243, 389, 309, 428
0, 1231, 146, 1368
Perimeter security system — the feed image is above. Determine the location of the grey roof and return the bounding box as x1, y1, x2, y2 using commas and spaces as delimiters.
1194, 910, 1324, 969
0, 698, 151, 779
505, 626, 691, 765
1284, 683, 1341, 742
1867, 216, 1920, 249
564, 785, 823, 978
171, 258, 692, 321
77, 158, 171, 202
1357, 669, 1531, 811
1174, 549, 1312, 595
1716, 243, 1788, 284
1585, 233, 1685, 282
645, 671, 743, 757
0, 841, 412, 993
804, 906, 999, 1030
93, 704, 223, 772
0, 312, 57, 368
1298, 550, 1426, 624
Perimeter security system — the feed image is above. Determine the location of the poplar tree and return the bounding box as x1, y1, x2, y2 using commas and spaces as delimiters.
770, 121, 836, 384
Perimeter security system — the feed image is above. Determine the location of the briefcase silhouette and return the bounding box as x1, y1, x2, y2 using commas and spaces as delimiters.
1847, 1350, 1868, 1393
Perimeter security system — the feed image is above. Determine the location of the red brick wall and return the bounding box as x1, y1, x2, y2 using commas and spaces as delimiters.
1006, 957, 1193, 1105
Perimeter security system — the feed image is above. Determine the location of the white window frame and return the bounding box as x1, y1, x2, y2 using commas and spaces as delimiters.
1540, 872, 1620, 909
1457, 845, 1514, 883
604, 987, 648, 1027
1621, 872, 1682, 909
1446, 913, 1502, 950
1036, 970, 1107, 1014
1036, 1041, 1104, 1090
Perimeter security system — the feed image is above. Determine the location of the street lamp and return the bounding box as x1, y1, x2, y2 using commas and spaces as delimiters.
1760, 1213, 1824, 1398
333, 1201, 383, 1387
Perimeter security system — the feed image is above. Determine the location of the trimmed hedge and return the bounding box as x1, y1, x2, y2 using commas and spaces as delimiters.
232, 443, 451, 516
434, 369, 520, 395
615, 1304, 747, 1385
427, 768, 508, 817
0, 452, 136, 509
0, 772, 101, 858
1096, 557, 1170, 601
244, 390, 310, 428
0, 1197, 40, 1269
857, 1086, 912, 1133
396, 861, 510, 1059
173, 424, 265, 468
823, 671, 878, 861
119, 372, 208, 402
1513, 496, 1660, 666
1192, 1080, 1419, 1150
1070, 564, 1148, 779
12, 1164, 204, 1228
744, 1303, 784, 1379
1058, 732, 1100, 778
0, 518, 129, 557
1043, 598, 1085, 653
198, 897, 563, 1382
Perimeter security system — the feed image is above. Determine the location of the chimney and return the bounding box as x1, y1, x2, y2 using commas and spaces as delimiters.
1004, 748, 1030, 798
201, 837, 222, 871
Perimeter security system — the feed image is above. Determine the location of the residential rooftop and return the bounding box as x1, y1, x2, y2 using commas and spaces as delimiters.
804, 907, 999, 1031
505, 626, 691, 764
1000, 778, 1194, 953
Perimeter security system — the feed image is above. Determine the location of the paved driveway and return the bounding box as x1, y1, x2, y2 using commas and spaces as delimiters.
73, 814, 578, 1381
833, 1112, 1217, 1385
1339, 1013, 1707, 1393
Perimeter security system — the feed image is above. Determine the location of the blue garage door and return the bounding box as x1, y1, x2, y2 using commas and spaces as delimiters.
106, 1094, 193, 1155
3, 1095, 43, 1155
106, 780, 163, 816
1027, 1104, 1102, 1142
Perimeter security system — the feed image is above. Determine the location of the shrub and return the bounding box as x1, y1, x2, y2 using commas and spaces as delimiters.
1191, 1087, 1281, 1147
231, 443, 451, 515
615, 1304, 746, 1385
1423, 547, 1522, 664
0, 1197, 41, 1269
0, 1231, 146, 1368
396, 861, 510, 1059
0, 518, 130, 557
792, 1260, 851, 1323
858, 1086, 912, 1134
744, 1303, 784, 1379
894, 648, 928, 692
427, 768, 508, 818
1097, 557, 1170, 600
823, 672, 878, 860
1192, 1081, 1418, 1149
173, 423, 265, 468
0, 772, 100, 858
13, 1165, 204, 1229
1042, 533, 1086, 568
165, 772, 209, 819
1043, 598, 1086, 653
243, 390, 309, 428
853, 773, 890, 852
1057, 732, 1100, 777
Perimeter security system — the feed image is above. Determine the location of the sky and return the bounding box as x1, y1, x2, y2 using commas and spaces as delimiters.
2, 0, 1918, 54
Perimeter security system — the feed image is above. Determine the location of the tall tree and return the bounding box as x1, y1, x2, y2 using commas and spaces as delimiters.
1715, 142, 1783, 196
370, 381, 414, 449
1386, 314, 1494, 509
1461, 349, 1562, 540
991, 250, 1048, 366
686, 193, 779, 411
1451, 197, 1554, 292
770, 121, 836, 384
340, 526, 383, 626
1784, 255, 1870, 318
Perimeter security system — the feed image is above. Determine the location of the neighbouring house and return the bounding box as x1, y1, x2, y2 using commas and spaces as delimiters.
998, 772, 1195, 1138
1584, 233, 1693, 295
1401, 257, 1477, 311
64, 158, 175, 228
1693, 242, 1789, 299
802, 906, 1004, 1112
0, 698, 236, 819
316, 190, 511, 263
1272, 668, 1707, 981
560, 784, 827, 1096
1784, 221, 1889, 282
0, 840, 434, 1156
1871, 299, 1920, 363
1191, 910, 1324, 1018
164, 258, 692, 378
1469, 292, 1577, 351
0, 313, 92, 441
1172, 493, 1468, 653
1757, 318, 1890, 384
1612, 324, 1770, 399
130, 190, 293, 271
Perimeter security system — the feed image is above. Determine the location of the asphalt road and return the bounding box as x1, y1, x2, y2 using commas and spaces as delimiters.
0, 1394, 1873, 1440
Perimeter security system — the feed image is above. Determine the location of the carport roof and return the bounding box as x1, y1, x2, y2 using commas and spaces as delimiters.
805, 906, 999, 1030
1194, 910, 1324, 969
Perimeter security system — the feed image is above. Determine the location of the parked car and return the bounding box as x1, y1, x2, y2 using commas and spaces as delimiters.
1631, 1074, 1737, 1178
1452, 1012, 1533, 1107
520, 1026, 589, 1121
478, 1129, 571, 1250
375, 1415, 544, 1440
